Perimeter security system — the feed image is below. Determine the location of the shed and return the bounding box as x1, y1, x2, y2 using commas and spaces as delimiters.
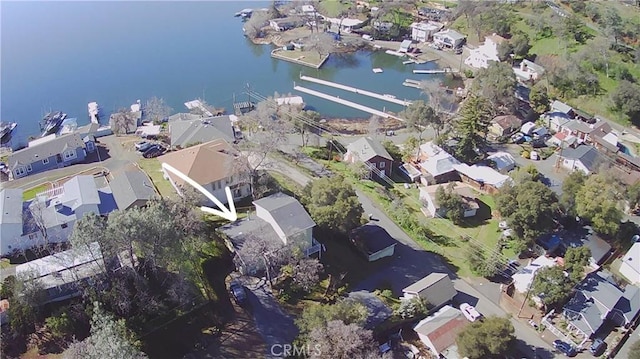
402, 273, 457, 310
520, 121, 536, 136
350, 223, 397, 262
399, 40, 413, 53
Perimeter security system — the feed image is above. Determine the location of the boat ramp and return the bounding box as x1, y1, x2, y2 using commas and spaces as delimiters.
298, 75, 411, 106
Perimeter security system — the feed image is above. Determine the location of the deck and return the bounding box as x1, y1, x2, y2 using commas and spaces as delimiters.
299, 75, 411, 106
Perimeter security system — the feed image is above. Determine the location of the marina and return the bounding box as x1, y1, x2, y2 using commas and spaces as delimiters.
293, 85, 404, 121
298, 75, 411, 106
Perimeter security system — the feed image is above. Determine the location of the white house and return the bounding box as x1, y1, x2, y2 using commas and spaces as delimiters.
464, 33, 506, 69
487, 152, 516, 173
416, 142, 461, 184
413, 305, 469, 358
419, 182, 480, 219
513, 59, 545, 81
432, 29, 466, 49
512, 255, 558, 293
410, 21, 443, 42
325, 17, 364, 33
558, 145, 605, 175
620, 242, 640, 285
0, 176, 118, 256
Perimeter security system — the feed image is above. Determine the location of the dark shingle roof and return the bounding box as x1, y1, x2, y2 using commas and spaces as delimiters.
8, 134, 85, 169
350, 223, 397, 255
560, 146, 604, 172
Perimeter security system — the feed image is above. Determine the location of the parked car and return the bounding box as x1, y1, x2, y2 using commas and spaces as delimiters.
454, 47, 463, 55
589, 338, 606, 356
143, 145, 165, 158
460, 303, 482, 322
229, 281, 247, 305
511, 132, 525, 144
553, 340, 577, 357
136, 142, 153, 152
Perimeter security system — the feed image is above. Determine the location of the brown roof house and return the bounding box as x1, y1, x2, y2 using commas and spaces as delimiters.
489, 115, 523, 137
159, 139, 250, 205
413, 305, 469, 358
344, 137, 394, 180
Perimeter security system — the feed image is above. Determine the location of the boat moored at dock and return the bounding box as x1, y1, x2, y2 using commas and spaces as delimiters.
0, 122, 17, 142
40, 111, 67, 137
88, 101, 101, 124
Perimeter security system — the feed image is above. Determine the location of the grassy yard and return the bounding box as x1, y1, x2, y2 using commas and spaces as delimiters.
136, 158, 176, 198
318, 0, 352, 18
22, 183, 51, 201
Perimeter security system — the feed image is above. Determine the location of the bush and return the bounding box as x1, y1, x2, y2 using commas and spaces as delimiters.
464, 69, 475, 78
521, 150, 530, 159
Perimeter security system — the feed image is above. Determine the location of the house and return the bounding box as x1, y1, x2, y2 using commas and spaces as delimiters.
487, 152, 516, 173
413, 305, 469, 358
511, 255, 558, 293
159, 139, 250, 205
464, 33, 506, 69
300, 4, 316, 15
109, 170, 157, 210
219, 192, 322, 274
453, 163, 512, 194
551, 100, 575, 118
548, 132, 578, 148
620, 242, 640, 285
135, 124, 161, 139
562, 230, 613, 267
513, 59, 545, 81
410, 21, 443, 42
489, 115, 523, 137
344, 137, 394, 179
563, 271, 640, 340
520, 121, 536, 136
15, 242, 125, 304
269, 17, 303, 32
416, 142, 461, 184
402, 273, 457, 310
169, 116, 237, 149
8, 133, 87, 180
432, 29, 466, 49
373, 21, 394, 33
325, 17, 364, 33
349, 223, 397, 262
1, 176, 118, 256
399, 39, 413, 53
399, 163, 422, 182
558, 145, 606, 175
419, 182, 480, 219
543, 112, 572, 132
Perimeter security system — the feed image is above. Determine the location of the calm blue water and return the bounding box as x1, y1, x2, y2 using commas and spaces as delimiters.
1, 1, 438, 148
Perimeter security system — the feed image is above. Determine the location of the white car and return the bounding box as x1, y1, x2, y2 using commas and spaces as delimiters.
460, 303, 482, 322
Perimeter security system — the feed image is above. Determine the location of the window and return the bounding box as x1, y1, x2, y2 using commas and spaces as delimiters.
61, 223, 68, 229
42, 158, 49, 165
26, 164, 32, 172
15, 167, 26, 176
217, 181, 221, 190
379, 162, 385, 168
63, 150, 76, 160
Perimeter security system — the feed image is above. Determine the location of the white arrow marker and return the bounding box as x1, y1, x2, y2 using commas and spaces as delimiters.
161, 162, 238, 222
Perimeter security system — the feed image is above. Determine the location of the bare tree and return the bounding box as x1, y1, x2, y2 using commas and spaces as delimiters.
308, 320, 380, 359
144, 97, 172, 124
110, 108, 136, 136
307, 32, 337, 58
367, 115, 383, 137
239, 234, 293, 286
244, 10, 270, 39
420, 80, 455, 137
292, 258, 323, 292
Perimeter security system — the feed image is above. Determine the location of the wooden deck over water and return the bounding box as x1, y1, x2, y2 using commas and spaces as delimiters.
299, 75, 412, 107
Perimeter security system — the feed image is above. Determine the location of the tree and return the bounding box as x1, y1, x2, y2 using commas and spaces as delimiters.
495, 180, 559, 243
0, 275, 16, 299
296, 300, 368, 336
291, 258, 324, 292
531, 266, 575, 309
465, 242, 499, 278
435, 183, 466, 224
472, 62, 518, 112
564, 246, 591, 282
529, 85, 550, 115
301, 176, 364, 235
611, 80, 640, 126
144, 97, 172, 124
628, 182, 640, 213
64, 303, 147, 359
456, 316, 515, 359
399, 100, 437, 146
601, 7, 624, 45
307, 32, 337, 58
308, 320, 379, 359
511, 32, 532, 58
110, 109, 136, 136
511, 165, 543, 184
244, 10, 270, 39
629, 339, 640, 359
454, 95, 492, 163
560, 170, 586, 216
497, 41, 513, 62
402, 136, 419, 162
394, 296, 428, 319
45, 310, 74, 342
381, 140, 402, 162
419, 80, 455, 135
575, 173, 624, 237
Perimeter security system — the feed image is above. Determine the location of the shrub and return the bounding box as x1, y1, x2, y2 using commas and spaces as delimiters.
464, 69, 475, 78
521, 150, 530, 158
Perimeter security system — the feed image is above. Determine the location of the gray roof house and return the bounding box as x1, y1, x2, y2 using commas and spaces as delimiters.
169, 116, 237, 149
8, 133, 87, 180
402, 273, 457, 310
219, 192, 322, 275
345, 137, 394, 180
563, 271, 640, 340
109, 170, 158, 210
350, 223, 397, 262
551, 100, 574, 117
558, 145, 605, 175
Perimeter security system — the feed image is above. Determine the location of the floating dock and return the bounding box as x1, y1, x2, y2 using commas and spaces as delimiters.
385, 50, 405, 57
299, 75, 411, 106
293, 85, 404, 121
402, 79, 422, 89
413, 68, 459, 74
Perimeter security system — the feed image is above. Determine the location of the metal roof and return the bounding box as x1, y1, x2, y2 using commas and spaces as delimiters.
0, 189, 23, 225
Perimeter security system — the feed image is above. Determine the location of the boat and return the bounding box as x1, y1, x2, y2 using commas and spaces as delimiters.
0, 122, 17, 141
88, 102, 100, 124
372, 68, 383, 73
403, 60, 415, 65
383, 94, 397, 99
234, 8, 253, 17
40, 111, 67, 137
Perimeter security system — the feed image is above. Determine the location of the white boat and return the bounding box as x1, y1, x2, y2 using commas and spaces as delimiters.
88, 102, 100, 124
372, 68, 383, 73
383, 94, 396, 99
403, 60, 415, 65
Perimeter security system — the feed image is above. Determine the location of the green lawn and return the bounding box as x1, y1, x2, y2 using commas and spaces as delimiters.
318, 0, 352, 18
22, 183, 51, 201
136, 158, 176, 198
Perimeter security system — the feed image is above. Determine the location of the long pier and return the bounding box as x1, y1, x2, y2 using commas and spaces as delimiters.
299, 75, 411, 106
413, 68, 459, 74
293, 85, 404, 121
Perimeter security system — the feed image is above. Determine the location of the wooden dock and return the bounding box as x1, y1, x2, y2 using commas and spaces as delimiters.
293, 85, 404, 121
413, 68, 459, 74
299, 75, 411, 106
402, 79, 422, 89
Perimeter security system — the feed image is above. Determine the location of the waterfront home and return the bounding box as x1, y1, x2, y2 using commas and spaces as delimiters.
0, 176, 118, 256
349, 223, 397, 262
416, 142, 461, 184
489, 114, 523, 137
344, 137, 394, 180
325, 17, 364, 33
514, 59, 545, 82
159, 139, 250, 205
7, 133, 88, 180
558, 145, 605, 175
464, 33, 506, 69
109, 169, 158, 210
410, 21, 443, 43
620, 242, 640, 285
419, 182, 480, 219
413, 305, 468, 358
219, 192, 322, 275
269, 17, 303, 32
563, 271, 640, 343
402, 273, 457, 310
169, 116, 237, 148
432, 29, 466, 49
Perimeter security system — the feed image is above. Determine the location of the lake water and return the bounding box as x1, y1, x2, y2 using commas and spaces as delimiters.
1, 1, 439, 147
